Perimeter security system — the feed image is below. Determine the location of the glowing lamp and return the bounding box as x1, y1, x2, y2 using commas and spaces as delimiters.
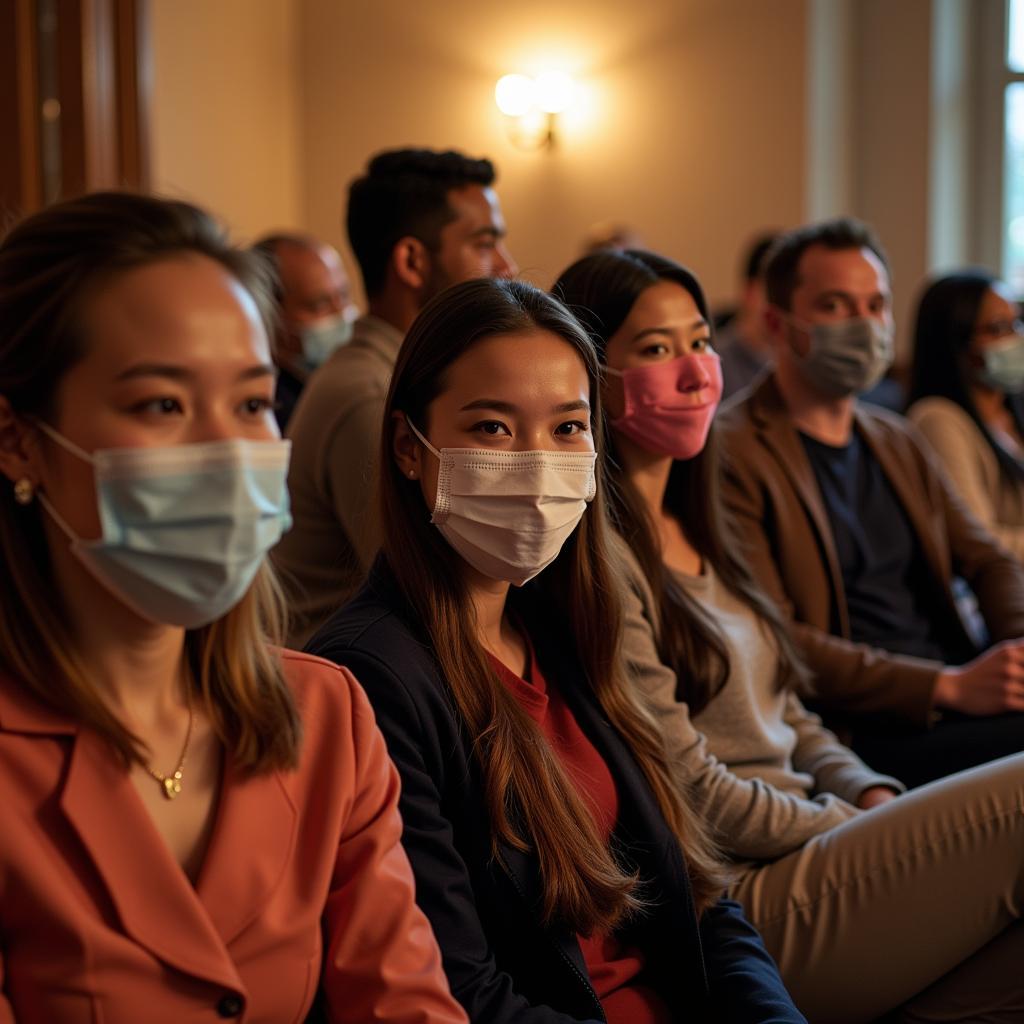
494, 71, 576, 150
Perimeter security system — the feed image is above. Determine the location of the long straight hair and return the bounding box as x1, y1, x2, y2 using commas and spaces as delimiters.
554, 249, 809, 715
380, 277, 726, 932
0, 192, 301, 773
908, 269, 1024, 484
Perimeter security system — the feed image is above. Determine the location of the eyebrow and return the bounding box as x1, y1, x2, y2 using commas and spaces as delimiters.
114, 363, 276, 382
459, 398, 591, 414
470, 226, 505, 239
815, 289, 889, 303
633, 319, 709, 341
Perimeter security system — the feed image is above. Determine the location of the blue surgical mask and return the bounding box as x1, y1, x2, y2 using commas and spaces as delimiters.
298, 311, 355, 370
35, 423, 292, 628
978, 335, 1024, 393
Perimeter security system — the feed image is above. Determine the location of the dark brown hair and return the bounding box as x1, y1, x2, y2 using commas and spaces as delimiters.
763, 216, 890, 312
380, 276, 726, 932
347, 148, 496, 297
908, 269, 1024, 484
555, 249, 810, 714
0, 191, 301, 772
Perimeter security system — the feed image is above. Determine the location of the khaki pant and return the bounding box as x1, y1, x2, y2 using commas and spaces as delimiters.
730, 753, 1024, 1024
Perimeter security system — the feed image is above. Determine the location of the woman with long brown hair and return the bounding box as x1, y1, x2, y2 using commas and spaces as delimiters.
306, 276, 805, 1022
0, 191, 465, 1023
554, 247, 1024, 1023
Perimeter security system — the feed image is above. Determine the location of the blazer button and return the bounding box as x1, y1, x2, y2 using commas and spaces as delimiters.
216, 994, 243, 1018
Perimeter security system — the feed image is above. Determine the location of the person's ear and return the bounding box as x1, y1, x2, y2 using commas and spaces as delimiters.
391, 237, 431, 292
763, 305, 787, 347
391, 410, 424, 481
0, 397, 43, 493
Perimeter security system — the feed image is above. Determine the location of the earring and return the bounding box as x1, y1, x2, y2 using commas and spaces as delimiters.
408, 469, 417, 479
13, 478, 34, 505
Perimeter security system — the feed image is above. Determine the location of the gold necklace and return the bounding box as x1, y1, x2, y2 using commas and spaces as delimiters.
143, 691, 194, 801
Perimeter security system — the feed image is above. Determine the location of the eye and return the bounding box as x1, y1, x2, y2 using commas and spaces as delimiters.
639, 341, 671, 358
690, 336, 712, 353
472, 420, 511, 437
240, 396, 276, 417
555, 420, 590, 436
133, 397, 183, 416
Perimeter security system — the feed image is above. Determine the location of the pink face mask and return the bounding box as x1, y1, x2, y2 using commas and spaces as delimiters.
605, 352, 723, 459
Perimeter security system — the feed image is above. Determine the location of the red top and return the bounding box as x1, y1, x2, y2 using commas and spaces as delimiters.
488, 640, 671, 1024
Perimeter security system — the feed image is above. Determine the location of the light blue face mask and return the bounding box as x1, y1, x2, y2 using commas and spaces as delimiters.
978, 334, 1024, 394
35, 423, 292, 629
298, 311, 354, 371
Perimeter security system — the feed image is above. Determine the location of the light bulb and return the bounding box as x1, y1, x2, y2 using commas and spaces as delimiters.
495, 74, 537, 117
535, 71, 575, 114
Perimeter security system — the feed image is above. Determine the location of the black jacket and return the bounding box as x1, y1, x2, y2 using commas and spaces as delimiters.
306, 565, 805, 1023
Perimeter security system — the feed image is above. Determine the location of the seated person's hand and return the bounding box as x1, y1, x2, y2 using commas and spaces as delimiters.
934, 639, 1024, 716
856, 786, 899, 810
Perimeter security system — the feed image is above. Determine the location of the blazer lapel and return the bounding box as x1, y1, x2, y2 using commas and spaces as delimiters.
748, 377, 851, 634
60, 728, 245, 991
196, 759, 297, 946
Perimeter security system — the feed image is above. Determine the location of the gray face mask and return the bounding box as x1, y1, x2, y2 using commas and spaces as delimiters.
780, 312, 894, 398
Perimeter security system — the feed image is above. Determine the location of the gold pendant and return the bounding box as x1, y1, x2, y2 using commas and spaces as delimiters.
162, 772, 182, 800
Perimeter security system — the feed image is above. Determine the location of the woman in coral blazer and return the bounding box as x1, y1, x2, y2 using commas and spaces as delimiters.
0, 192, 465, 1024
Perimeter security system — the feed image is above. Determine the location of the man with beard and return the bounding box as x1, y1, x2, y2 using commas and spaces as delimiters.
275, 148, 516, 644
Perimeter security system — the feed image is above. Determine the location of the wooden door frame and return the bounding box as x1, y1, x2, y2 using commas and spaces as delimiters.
0, 0, 150, 217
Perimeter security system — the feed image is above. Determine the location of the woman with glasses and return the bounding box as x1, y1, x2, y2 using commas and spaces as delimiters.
907, 271, 1024, 558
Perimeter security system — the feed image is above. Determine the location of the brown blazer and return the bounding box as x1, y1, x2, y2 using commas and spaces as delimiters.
0, 651, 466, 1024
717, 374, 1024, 728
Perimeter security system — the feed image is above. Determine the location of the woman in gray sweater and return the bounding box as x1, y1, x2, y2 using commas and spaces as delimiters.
554, 249, 1024, 1024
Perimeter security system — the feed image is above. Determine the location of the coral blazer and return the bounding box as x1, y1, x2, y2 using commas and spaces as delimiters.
0, 650, 466, 1024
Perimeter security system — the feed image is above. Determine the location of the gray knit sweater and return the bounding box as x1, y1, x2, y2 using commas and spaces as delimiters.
616, 536, 903, 863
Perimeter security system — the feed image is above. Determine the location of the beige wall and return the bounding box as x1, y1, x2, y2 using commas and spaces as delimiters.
148, 0, 809, 306
851, 0, 934, 358
297, 0, 808, 308
147, 0, 987, 345
149, 0, 301, 241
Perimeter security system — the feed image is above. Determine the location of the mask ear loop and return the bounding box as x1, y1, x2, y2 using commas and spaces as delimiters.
26, 419, 94, 543
36, 490, 85, 544
404, 416, 442, 459
404, 416, 456, 521
32, 418, 95, 464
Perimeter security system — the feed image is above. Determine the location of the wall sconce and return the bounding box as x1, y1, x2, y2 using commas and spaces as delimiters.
495, 71, 576, 151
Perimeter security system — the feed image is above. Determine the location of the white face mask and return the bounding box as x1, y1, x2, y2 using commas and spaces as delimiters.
406, 419, 597, 586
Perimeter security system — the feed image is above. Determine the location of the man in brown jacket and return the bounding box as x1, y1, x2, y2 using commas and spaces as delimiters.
717, 217, 1024, 785
273, 149, 517, 645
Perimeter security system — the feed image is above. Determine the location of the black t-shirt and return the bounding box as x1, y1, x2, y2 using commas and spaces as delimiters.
799, 429, 950, 661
